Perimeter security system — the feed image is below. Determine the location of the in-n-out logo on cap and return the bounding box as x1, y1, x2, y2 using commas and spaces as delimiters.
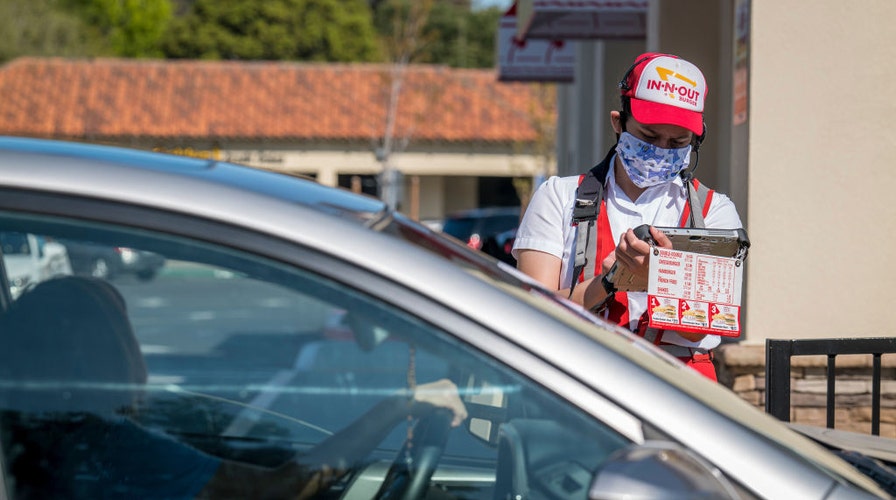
633, 56, 705, 112
623, 53, 707, 135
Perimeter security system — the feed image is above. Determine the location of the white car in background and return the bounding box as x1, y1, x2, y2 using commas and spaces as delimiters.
0, 231, 72, 298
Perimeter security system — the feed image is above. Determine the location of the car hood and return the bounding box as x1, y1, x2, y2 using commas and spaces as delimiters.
789, 423, 896, 465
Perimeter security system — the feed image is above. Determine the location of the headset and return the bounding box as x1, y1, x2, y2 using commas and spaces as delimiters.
616, 54, 707, 152
617, 54, 655, 93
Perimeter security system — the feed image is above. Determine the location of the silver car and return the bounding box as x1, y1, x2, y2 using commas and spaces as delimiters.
0, 136, 888, 499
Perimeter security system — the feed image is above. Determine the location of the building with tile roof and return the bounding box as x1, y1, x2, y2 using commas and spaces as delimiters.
0, 57, 556, 220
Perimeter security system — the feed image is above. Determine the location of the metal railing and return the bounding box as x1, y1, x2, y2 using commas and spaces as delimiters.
765, 337, 896, 436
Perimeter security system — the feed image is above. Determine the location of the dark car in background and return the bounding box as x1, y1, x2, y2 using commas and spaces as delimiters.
59, 239, 166, 281
441, 206, 520, 261
480, 227, 517, 266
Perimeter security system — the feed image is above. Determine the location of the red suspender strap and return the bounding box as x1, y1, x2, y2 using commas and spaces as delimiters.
702, 191, 714, 218
679, 198, 691, 227
595, 200, 629, 327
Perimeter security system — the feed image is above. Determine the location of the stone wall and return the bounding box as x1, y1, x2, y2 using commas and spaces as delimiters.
715, 344, 896, 438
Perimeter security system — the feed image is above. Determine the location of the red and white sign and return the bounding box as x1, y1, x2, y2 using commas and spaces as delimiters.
646, 247, 744, 337
515, 0, 648, 40
498, 5, 575, 82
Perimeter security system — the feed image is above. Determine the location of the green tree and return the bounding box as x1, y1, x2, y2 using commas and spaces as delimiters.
372, 0, 434, 64
76, 0, 173, 58
0, 0, 105, 63
462, 6, 502, 67
372, 1, 501, 68
161, 0, 381, 61
418, 3, 501, 68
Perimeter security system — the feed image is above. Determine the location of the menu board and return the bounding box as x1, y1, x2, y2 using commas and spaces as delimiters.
646, 248, 743, 337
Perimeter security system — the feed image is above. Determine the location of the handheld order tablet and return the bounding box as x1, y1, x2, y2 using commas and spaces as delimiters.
603, 225, 750, 292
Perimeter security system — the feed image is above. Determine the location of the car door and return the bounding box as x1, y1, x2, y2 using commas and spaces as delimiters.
0, 187, 879, 500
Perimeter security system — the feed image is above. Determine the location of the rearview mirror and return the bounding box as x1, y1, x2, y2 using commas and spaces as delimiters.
462, 374, 508, 446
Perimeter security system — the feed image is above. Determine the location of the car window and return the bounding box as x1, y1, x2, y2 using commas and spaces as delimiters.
1, 231, 74, 299
0, 212, 632, 499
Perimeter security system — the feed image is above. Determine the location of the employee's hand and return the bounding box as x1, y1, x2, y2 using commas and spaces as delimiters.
612, 226, 672, 280
649, 226, 672, 250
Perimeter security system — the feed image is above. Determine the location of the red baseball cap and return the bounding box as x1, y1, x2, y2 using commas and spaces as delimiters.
619, 53, 707, 136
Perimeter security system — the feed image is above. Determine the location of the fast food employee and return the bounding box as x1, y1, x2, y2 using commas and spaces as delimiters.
512, 52, 744, 381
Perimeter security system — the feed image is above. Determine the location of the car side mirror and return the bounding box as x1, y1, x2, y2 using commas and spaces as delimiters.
462, 374, 508, 446
589, 441, 738, 499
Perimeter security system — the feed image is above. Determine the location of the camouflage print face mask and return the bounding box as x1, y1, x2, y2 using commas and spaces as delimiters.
615, 132, 691, 188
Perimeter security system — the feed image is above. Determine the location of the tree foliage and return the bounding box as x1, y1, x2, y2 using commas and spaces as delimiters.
0, 0, 173, 62
0, 0, 105, 63
373, 0, 502, 68
160, 0, 381, 62
373, 0, 434, 64
0, 0, 502, 67
76, 0, 173, 57
420, 3, 502, 68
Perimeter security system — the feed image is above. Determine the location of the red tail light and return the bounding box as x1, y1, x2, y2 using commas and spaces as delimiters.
467, 234, 482, 250
504, 240, 514, 254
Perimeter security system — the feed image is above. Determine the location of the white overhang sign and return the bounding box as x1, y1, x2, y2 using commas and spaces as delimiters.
497, 4, 575, 83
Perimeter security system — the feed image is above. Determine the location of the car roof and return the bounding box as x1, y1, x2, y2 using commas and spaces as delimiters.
0, 136, 387, 225
0, 136, 536, 317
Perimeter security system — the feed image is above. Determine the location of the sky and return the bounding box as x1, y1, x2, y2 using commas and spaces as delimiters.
472, 0, 514, 10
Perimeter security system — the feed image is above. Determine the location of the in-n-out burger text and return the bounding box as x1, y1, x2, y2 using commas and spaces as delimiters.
646, 79, 701, 107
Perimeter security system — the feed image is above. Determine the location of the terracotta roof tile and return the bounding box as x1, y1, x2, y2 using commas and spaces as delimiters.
0, 57, 554, 144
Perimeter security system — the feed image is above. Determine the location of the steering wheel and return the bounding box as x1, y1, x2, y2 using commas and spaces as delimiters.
375, 408, 454, 500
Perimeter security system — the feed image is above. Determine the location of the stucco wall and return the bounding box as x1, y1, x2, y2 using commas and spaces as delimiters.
654, 1, 896, 344
747, 0, 896, 342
